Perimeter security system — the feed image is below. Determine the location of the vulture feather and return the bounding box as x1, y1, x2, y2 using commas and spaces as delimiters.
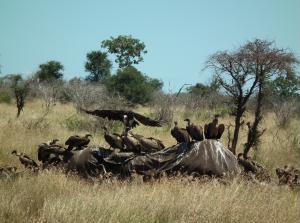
82, 109, 164, 128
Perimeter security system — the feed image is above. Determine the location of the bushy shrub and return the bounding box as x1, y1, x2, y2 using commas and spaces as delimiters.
0, 91, 12, 104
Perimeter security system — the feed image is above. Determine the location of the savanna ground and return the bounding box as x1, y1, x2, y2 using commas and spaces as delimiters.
0, 100, 299, 223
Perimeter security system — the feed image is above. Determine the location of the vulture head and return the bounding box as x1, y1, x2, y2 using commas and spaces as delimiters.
213, 115, 219, 125
85, 134, 93, 138
11, 150, 17, 155
184, 118, 191, 125
102, 126, 108, 132
174, 121, 178, 126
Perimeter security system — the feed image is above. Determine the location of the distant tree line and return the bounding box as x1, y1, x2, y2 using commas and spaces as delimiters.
0, 37, 299, 162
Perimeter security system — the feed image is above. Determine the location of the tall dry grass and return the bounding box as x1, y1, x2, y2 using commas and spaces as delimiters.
0, 100, 299, 222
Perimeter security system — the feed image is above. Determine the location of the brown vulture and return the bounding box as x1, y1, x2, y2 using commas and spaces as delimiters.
65, 134, 92, 150
82, 109, 164, 129
171, 121, 190, 143
184, 118, 204, 141
204, 115, 225, 140
37, 142, 67, 164
11, 150, 38, 168
139, 137, 165, 152
122, 127, 141, 153
102, 126, 124, 150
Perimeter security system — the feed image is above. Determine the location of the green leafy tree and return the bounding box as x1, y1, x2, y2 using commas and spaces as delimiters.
85, 51, 112, 82
101, 35, 147, 68
267, 75, 299, 98
105, 67, 162, 104
4, 74, 30, 117
187, 82, 219, 96
36, 61, 64, 82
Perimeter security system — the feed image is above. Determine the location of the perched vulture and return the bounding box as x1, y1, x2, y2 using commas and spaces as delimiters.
11, 150, 38, 168
65, 134, 92, 150
204, 115, 225, 140
82, 109, 164, 129
171, 121, 190, 143
102, 126, 124, 150
184, 118, 204, 141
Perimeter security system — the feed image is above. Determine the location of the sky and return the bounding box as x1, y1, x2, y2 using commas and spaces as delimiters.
0, 0, 299, 91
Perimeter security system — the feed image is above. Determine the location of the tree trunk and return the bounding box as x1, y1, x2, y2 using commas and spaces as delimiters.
243, 82, 264, 158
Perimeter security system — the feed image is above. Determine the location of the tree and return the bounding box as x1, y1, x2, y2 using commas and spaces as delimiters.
206, 48, 260, 154
101, 35, 147, 68
104, 67, 162, 104
206, 39, 299, 156
36, 61, 64, 82
242, 40, 299, 158
4, 74, 30, 117
85, 51, 112, 82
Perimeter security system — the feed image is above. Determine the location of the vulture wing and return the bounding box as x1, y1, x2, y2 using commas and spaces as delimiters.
65, 135, 80, 145
131, 111, 163, 127
217, 124, 225, 139
82, 109, 125, 121
83, 109, 163, 128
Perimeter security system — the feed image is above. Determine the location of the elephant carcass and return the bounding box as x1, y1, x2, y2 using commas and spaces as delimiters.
181, 140, 240, 176
124, 140, 240, 176
66, 146, 112, 178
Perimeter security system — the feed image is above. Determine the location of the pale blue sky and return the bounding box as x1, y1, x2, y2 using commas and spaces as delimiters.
0, 0, 299, 91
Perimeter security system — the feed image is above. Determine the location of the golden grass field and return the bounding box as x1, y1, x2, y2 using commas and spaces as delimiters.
0, 100, 300, 223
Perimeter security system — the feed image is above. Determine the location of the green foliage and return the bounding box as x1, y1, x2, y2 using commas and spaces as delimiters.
0, 91, 12, 103
101, 35, 147, 68
85, 51, 112, 82
267, 75, 300, 98
188, 83, 214, 96
36, 60, 64, 82
105, 67, 162, 104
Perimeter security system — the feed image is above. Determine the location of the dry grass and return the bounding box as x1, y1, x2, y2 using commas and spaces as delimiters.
1, 100, 299, 222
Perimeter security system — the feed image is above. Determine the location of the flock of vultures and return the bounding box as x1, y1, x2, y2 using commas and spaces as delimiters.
1, 109, 299, 188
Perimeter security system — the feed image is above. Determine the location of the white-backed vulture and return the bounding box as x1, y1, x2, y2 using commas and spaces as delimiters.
171, 121, 190, 143
184, 118, 204, 141
204, 115, 225, 140
102, 126, 124, 150
11, 150, 38, 168
65, 134, 92, 150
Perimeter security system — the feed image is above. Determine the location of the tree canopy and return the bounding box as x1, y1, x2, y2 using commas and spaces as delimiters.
104, 66, 162, 104
206, 39, 299, 155
85, 51, 112, 82
101, 35, 147, 68
36, 61, 64, 82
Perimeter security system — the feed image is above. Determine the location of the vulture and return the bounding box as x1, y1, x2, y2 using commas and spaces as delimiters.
171, 121, 190, 143
82, 109, 164, 129
122, 128, 165, 153
65, 134, 92, 150
11, 150, 38, 169
237, 153, 265, 173
204, 115, 225, 140
139, 137, 165, 152
122, 127, 141, 153
37, 141, 67, 164
46, 139, 60, 145
184, 118, 204, 141
102, 126, 124, 150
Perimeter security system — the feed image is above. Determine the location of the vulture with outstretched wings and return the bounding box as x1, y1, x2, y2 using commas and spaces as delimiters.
82, 109, 164, 128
